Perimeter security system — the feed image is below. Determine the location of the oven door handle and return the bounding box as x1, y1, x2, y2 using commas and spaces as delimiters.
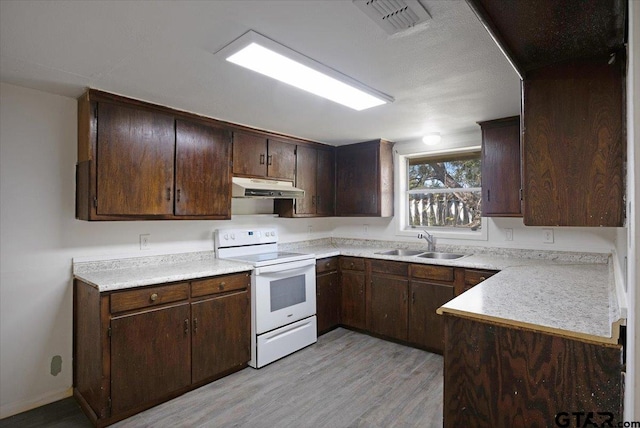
254, 258, 316, 275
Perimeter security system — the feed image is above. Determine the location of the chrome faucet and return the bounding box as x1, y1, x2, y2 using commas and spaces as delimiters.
418, 230, 436, 252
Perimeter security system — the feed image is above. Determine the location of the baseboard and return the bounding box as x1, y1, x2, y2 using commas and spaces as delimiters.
0, 387, 72, 419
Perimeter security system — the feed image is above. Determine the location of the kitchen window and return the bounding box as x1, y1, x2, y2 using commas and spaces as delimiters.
396, 145, 487, 241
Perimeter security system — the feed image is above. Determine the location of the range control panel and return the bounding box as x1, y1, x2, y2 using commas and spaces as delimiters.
214, 228, 278, 249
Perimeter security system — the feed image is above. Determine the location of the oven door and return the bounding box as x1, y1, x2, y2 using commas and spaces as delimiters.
253, 258, 316, 334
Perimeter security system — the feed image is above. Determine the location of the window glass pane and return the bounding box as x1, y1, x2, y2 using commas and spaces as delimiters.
407, 152, 482, 230
409, 157, 481, 190
408, 191, 482, 229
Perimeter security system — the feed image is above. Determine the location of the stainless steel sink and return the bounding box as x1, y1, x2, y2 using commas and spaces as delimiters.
417, 252, 467, 260
375, 249, 425, 256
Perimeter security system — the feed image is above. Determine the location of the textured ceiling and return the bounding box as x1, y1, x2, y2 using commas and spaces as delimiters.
0, 0, 520, 145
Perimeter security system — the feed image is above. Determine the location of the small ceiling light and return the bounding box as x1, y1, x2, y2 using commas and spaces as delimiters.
216, 30, 394, 111
422, 133, 442, 145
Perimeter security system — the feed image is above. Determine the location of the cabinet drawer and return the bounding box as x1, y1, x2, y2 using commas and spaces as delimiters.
191, 272, 250, 298
411, 264, 454, 282
464, 269, 497, 288
110, 283, 189, 313
339, 257, 365, 271
316, 257, 338, 274
370, 260, 408, 276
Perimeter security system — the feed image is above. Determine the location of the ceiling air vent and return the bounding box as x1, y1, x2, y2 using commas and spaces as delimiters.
353, 0, 432, 35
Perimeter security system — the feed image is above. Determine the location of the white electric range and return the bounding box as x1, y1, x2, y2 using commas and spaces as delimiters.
215, 228, 317, 368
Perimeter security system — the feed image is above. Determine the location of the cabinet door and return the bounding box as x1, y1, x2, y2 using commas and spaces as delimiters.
336, 144, 378, 215
110, 303, 191, 415
340, 271, 366, 330
191, 290, 250, 384
523, 59, 624, 226
408, 281, 454, 353
175, 120, 232, 217
369, 275, 409, 341
232, 132, 267, 177
316, 148, 335, 216
267, 138, 296, 181
480, 117, 522, 217
96, 102, 175, 215
317, 271, 340, 334
295, 145, 317, 215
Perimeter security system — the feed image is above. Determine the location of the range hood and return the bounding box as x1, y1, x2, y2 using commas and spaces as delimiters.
232, 177, 304, 199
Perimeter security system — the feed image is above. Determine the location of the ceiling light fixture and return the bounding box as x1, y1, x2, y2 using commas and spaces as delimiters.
216, 30, 394, 111
422, 133, 442, 145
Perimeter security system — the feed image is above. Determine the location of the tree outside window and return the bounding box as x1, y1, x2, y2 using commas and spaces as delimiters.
407, 153, 481, 230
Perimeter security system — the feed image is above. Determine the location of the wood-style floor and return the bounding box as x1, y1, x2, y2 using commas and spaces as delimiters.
0, 328, 443, 428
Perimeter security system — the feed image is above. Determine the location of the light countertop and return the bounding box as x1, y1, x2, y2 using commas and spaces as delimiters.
73, 238, 622, 345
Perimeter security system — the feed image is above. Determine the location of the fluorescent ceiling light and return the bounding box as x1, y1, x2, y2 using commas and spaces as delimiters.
217, 31, 393, 111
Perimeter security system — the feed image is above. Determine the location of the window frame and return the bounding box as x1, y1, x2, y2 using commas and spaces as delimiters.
395, 144, 488, 241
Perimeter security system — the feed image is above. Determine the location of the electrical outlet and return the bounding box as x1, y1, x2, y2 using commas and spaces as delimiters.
307, 225, 313, 235
140, 234, 150, 250
542, 229, 554, 244
363, 224, 369, 235
505, 228, 513, 241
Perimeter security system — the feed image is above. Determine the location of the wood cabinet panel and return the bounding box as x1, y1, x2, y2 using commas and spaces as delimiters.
370, 259, 409, 277
339, 257, 365, 271
340, 270, 366, 330
411, 264, 454, 282
463, 269, 497, 292
294, 145, 317, 215
316, 148, 335, 215
408, 280, 454, 353
175, 120, 231, 217
110, 283, 189, 313
232, 132, 267, 177
191, 290, 250, 384
267, 138, 296, 181
522, 58, 624, 226
316, 257, 338, 274
369, 275, 408, 341
336, 139, 393, 217
96, 102, 175, 216
317, 271, 340, 334
443, 315, 623, 427
275, 144, 334, 217
110, 304, 191, 415
480, 116, 522, 217
191, 273, 250, 298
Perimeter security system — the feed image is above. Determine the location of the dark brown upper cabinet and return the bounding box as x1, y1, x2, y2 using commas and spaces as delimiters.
335, 139, 394, 217
76, 90, 232, 221
275, 144, 335, 217
466, 0, 626, 227
232, 132, 296, 181
522, 58, 624, 226
465, 0, 627, 77
479, 116, 522, 217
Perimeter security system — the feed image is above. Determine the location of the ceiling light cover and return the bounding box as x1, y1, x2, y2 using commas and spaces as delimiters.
422, 133, 441, 145
217, 31, 393, 111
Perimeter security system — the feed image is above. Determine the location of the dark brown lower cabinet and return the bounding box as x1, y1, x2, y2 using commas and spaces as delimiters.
316, 257, 340, 334
340, 258, 366, 330
408, 280, 454, 353
443, 315, 623, 427
111, 304, 191, 415
74, 271, 251, 427
191, 290, 250, 384
368, 275, 408, 340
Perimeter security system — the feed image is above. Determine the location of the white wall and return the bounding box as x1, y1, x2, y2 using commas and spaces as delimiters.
0, 78, 629, 419
0, 82, 335, 418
